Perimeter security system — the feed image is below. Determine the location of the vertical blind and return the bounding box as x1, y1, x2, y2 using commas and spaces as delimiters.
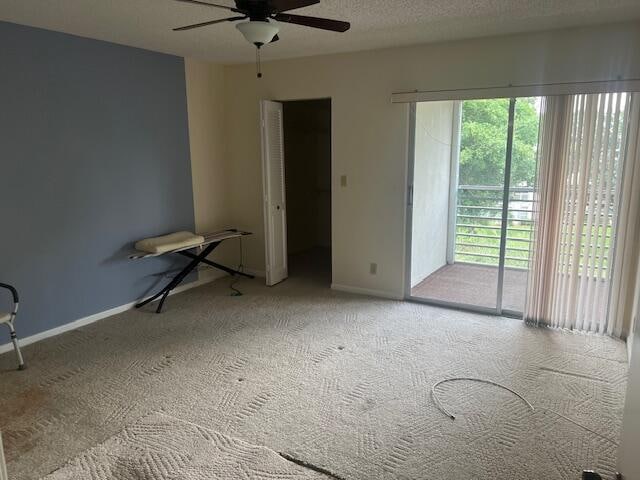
608, 95, 640, 337
526, 92, 632, 334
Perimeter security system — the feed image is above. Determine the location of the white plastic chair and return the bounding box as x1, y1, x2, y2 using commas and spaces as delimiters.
1, 283, 25, 370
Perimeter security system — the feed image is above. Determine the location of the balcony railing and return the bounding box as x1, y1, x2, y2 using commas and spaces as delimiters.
455, 185, 533, 270
455, 186, 614, 273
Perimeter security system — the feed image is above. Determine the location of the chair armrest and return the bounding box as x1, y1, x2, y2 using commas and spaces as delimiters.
0, 283, 18, 304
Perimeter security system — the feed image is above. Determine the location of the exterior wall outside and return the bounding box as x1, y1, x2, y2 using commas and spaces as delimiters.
411, 101, 454, 287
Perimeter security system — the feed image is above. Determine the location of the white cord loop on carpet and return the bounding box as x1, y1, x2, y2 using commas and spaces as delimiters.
431, 377, 535, 420
431, 376, 619, 446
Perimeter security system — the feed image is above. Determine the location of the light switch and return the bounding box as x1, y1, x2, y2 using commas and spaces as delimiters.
340, 175, 348, 187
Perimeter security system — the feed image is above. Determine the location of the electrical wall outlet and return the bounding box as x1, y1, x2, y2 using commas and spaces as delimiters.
340, 175, 348, 187
370, 263, 377, 275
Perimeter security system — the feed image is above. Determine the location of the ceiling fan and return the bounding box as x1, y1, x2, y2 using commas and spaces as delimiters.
172, 0, 350, 46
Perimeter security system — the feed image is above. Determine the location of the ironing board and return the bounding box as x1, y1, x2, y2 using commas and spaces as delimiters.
130, 229, 253, 313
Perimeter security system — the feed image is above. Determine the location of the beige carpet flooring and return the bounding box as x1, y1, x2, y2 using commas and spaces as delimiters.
44, 412, 325, 479
0, 269, 628, 480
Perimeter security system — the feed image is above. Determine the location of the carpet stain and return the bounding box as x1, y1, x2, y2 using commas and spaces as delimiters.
0, 385, 47, 423
0, 386, 58, 462
3, 412, 65, 462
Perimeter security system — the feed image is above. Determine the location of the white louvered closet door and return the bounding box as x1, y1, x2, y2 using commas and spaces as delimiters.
260, 100, 288, 286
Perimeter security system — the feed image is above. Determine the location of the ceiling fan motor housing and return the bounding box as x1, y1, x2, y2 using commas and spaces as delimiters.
236, 20, 280, 46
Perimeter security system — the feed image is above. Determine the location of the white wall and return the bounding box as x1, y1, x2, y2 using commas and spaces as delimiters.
184, 58, 237, 269
411, 101, 454, 287
619, 280, 640, 478
193, 21, 640, 298
628, 253, 640, 362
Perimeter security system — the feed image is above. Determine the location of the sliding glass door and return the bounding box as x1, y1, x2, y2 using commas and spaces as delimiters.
501, 98, 542, 313
407, 96, 541, 316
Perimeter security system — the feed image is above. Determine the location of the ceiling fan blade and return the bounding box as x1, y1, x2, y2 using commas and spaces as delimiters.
269, 0, 319, 13
272, 13, 350, 32
173, 15, 246, 31
173, 0, 243, 13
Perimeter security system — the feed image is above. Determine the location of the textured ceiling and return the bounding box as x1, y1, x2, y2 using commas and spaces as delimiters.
1, 1, 640, 64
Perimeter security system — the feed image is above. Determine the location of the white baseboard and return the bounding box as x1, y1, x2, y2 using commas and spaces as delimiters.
0, 271, 225, 355
331, 283, 403, 300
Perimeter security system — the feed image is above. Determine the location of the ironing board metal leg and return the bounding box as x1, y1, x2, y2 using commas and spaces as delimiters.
134, 289, 165, 309
156, 289, 172, 314
136, 242, 220, 313
177, 252, 254, 278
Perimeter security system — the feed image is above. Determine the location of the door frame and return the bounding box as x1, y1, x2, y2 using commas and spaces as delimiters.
404, 99, 524, 319
260, 96, 334, 284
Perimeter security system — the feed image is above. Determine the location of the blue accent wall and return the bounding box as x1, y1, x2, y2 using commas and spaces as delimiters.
0, 21, 195, 339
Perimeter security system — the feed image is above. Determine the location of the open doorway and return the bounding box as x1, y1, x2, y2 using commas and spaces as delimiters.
282, 99, 332, 283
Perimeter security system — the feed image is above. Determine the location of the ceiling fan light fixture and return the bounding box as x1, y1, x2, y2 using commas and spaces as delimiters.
236, 20, 279, 46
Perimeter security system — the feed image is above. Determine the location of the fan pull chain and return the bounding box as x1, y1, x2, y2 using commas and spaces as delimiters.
255, 46, 262, 79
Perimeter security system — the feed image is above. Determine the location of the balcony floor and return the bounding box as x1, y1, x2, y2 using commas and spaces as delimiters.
411, 263, 527, 312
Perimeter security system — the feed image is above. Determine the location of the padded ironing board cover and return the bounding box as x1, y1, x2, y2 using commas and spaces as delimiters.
134, 231, 205, 254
